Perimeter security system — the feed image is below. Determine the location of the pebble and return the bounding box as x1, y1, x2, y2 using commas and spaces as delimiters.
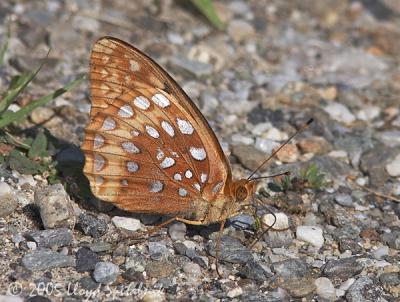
240, 260, 271, 282
265, 127, 288, 141
22, 249, 75, 271
168, 222, 187, 241
296, 226, 324, 248
372, 245, 389, 260
170, 56, 213, 78
227, 287, 243, 298
262, 212, 289, 230
276, 144, 300, 163
323, 102, 355, 124
145, 260, 175, 278
385, 154, 400, 177
34, 184, 75, 229
379, 272, 400, 286
77, 213, 108, 238
25, 228, 73, 248
298, 136, 332, 155
75, 248, 100, 272
334, 193, 354, 207
346, 276, 383, 302
227, 19, 255, 42
206, 235, 253, 264
142, 291, 166, 302
0, 182, 17, 218
315, 277, 336, 301
375, 130, 400, 147
182, 262, 201, 278
111, 216, 141, 232
148, 241, 168, 260
231, 144, 268, 171
322, 257, 363, 284
229, 214, 255, 230
356, 106, 380, 121
93, 262, 119, 284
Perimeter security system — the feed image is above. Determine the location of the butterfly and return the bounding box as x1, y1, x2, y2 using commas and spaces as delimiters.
81, 37, 312, 233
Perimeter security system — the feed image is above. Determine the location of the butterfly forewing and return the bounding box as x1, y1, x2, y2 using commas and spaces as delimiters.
82, 37, 232, 214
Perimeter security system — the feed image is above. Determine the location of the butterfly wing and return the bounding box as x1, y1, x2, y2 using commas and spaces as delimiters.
81, 37, 232, 214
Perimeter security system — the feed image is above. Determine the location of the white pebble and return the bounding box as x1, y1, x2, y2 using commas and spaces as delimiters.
315, 277, 336, 301
323, 102, 355, 124
112, 216, 141, 232
0, 182, 13, 197
262, 212, 289, 230
265, 127, 288, 141
227, 287, 243, 298
296, 225, 324, 248
385, 154, 400, 177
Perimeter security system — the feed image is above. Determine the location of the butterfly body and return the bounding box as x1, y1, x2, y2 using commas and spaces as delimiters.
81, 37, 258, 225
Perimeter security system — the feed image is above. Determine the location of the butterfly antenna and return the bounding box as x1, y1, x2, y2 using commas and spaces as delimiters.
249, 196, 277, 248
246, 118, 314, 181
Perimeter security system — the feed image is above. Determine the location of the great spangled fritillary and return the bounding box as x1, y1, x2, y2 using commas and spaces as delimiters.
81, 37, 309, 227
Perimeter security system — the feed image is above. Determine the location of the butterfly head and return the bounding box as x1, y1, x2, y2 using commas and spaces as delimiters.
230, 178, 258, 205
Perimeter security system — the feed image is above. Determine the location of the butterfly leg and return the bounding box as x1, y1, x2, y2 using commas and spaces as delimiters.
146, 216, 205, 236
215, 219, 226, 277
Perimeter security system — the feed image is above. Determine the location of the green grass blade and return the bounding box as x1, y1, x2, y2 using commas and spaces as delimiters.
191, 0, 224, 30
0, 66, 43, 114
0, 74, 85, 129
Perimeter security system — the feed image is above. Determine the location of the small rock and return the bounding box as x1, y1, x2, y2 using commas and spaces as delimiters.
379, 272, 400, 286
232, 144, 268, 171
182, 262, 201, 278
111, 216, 141, 232
34, 184, 75, 229
122, 268, 145, 282
264, 229, 293, 248
323, 102, 355, 124
346, 276, 383, 302
93, 262, 119, 284
338, 238, 363, 254
334, 193, 354, 207
168, 222, 187, 241
170, 56, 213, 78
227, 19, 255, 42
298, 136, 332, 155
385, 154, 400, 177
30, 107, 61, 127
145, 260, 175, 278
206, 235, 253, 264
376, 131, 400, 147
262, 212, 289, 230
148, 241, 168, 261
77, 213, 107, 238
78, 276, 100, 291
322, 257, 364, 284
76, 248, 100, 272
296, 226, 324, 248
0, 182, 17, 217
22, 249, 75, 271
372, 246, 389, 260
229, 214, 255, 230
240, 260, 271, 282
142, 291, 166, 302
227, 287, 243, 298
356, 106, 380, 121
87, 242, 113, 253
315, 277, 336, 301
25, 228, 73, 248
276, 144, 300, 163
265, 127, 289, 141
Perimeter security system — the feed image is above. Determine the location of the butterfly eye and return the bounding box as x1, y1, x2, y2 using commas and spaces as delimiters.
236, 186, 248, 201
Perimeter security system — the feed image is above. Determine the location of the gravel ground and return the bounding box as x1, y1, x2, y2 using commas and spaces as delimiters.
0, 0, 400, 301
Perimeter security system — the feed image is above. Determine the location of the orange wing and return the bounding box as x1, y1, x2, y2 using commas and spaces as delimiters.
81, 37, 232, 214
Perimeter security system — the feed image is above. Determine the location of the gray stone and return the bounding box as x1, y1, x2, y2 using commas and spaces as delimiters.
381, 231, 400, 250
25, 228, 73, 248
182, 262, 202, 278
93, 262, 119, 284
231, 144, 268, 172
206, 235, 253, 264
322, 257, 364, 284
148, 241, 168, 261
76, 248, 100, 272
168, 222, 187, 241
240, 260, 271, 282
229, 214, 255, 230
34, 184, 75, 229
77, 213, 107, 238
22, 249, 75, 271
170, 56, 213, 78
346, 276, 383, 302
334, 193, 354, 207
379, 272, 400, 286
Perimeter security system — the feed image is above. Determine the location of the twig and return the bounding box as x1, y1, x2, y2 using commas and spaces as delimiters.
347, 177, 400, 203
